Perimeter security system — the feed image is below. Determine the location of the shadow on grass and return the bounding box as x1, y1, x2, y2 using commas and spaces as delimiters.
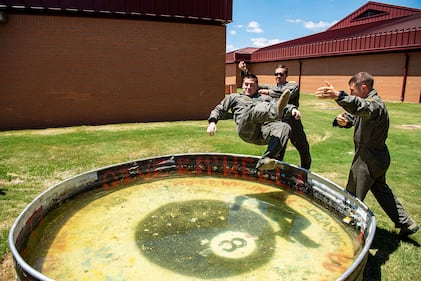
363, 227, 420, 281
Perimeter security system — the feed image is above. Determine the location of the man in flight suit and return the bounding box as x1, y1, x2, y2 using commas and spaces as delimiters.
259, 64, 311, 169
207, 73, 294, 170
316, 72, 418, 237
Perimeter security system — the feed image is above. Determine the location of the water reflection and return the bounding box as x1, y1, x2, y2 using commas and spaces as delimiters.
135, 194, 319, 279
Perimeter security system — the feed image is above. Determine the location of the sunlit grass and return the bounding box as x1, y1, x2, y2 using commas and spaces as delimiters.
0, 93, 420, 280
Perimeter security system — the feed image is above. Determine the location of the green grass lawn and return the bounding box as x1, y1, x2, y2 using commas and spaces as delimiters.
1, 93, 420, 280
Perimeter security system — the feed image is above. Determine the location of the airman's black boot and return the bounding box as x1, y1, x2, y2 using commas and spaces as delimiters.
256, 136, 284, 170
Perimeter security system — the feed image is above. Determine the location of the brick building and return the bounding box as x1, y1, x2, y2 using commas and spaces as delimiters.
226, 1, 421, 103
0, 0, 232, 130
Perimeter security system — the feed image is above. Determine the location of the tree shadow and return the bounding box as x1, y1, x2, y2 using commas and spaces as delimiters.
363, 227, 420, 281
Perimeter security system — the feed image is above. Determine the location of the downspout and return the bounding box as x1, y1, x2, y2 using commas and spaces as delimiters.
298, 59, 302, 93
0, 12, 7, 23
400, 52, 409, 102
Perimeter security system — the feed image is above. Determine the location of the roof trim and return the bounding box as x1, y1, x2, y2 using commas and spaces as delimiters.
0, 0, 233, 24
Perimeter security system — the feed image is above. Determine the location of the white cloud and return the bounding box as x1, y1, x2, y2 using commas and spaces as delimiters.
286, 19, 301, 24
226, 44, 235, 52
246, 21, 263, 33
304, 20, 336, 31
251, 37, 281, 47
286, 18, 337, 32
230, 30, 237, 35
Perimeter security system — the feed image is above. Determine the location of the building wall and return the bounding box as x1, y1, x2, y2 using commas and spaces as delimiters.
0, 14, 227, 130
225, 63, 237, 86
233, 51, 420, 103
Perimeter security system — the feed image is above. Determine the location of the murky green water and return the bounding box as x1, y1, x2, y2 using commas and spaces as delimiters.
23, 176, 358, 280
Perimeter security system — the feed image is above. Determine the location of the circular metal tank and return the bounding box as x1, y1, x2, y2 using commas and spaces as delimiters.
9, 153, 375, 281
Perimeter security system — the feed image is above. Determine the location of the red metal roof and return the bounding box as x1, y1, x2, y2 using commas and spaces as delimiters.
226, 47, 259, 63
328, 1, 421, 30
228, 1, 421, 63
0, 0, 233, 23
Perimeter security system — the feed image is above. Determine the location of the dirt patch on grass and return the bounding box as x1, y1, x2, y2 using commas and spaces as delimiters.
0, 253, 15, 281
1, 121, 205, 136
1, 123, 145, 136
398, 124, 421, 129
308, 132, 332, 145
311, 101, 339, 110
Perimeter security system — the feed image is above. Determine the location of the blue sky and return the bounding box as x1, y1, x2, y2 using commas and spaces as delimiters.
226, 0, 421, 52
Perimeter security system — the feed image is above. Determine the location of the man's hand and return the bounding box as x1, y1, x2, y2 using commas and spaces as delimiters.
292, 108, 301, 120
336, 113, 349, 127
207, 122, 217, 136
238, 61, 247, 71
258, 89, 269, 95
315, 81, 339, 99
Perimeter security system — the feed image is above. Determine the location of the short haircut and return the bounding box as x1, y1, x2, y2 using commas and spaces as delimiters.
276, 64, 288, 75
349, 72, 374, 90
242, 73, 259, 84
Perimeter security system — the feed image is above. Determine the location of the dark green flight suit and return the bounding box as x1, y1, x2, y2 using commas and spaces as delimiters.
208, 92, 292, 160
262, 82, 312, 169
335, 89, 414, 229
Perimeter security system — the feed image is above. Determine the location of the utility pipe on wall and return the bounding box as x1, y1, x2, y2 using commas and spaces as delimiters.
400, 52, 409, 102
298, 59, 302, 93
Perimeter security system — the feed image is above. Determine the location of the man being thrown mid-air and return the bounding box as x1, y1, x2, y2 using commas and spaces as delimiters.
207, 73, 295, 170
